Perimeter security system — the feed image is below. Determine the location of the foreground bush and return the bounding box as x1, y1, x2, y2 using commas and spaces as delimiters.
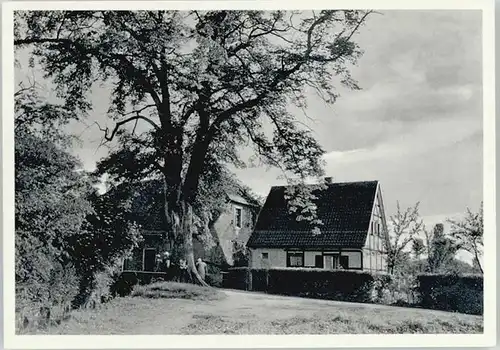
416, 273, 483, 315
16, 261, 79, 332
131, 282, 225, 301
14, 84, 142, 333
224, 268, 391, 303
15, 128, 92, 332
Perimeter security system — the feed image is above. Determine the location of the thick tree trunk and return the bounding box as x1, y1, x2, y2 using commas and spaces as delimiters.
180, 201, 209, 286
164, 192, 209, 287
161, 134, 210, 287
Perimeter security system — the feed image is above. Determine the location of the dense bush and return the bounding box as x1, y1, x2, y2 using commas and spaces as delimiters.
14, 83, 143, 332
224, 268, 391, 303
416, 273, 483, 315
371, 273, 394, 304
205, 273, 223, 287
15, 129, 93, 331
79, 259, 125, 309
16, 261, 79, 331
269, 269, 373, 302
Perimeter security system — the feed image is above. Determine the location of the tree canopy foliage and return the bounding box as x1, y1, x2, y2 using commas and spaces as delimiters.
15, 10, 373, 283
15, 83, 143, 323
384, 202, 424, 274
424, 223, 459, 273
448, 202, 483, 273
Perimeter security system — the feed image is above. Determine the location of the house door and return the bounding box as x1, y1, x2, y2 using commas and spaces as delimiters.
143, 248, 156, 272
324, 255, 340, 270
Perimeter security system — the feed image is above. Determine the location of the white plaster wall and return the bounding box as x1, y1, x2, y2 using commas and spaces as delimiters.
341, 251, 362, 268
304, 251, 323, 267
250, 248, 366, 270
250, 248, 286, 269
363, 249, 370, 270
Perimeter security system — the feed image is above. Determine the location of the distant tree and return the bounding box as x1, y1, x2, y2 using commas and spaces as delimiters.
15, 10, 374, 284
426, 223, 458, 273
448, 203, 483, 274
385, 202, 424, 274
411, 237, 426, 260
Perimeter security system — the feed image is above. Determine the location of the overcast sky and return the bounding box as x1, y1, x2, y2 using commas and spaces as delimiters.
234, 10, 483, 227
16, 10, 483, 231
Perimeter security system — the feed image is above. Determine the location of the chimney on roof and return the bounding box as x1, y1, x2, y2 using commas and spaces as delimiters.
325, 177, 333, 184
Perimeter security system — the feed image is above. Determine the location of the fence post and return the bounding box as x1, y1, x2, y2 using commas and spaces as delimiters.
248, 269, 253, 291
265, 269, 269, 293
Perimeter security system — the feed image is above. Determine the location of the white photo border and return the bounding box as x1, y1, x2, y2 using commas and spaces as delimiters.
2, 0, 496, 348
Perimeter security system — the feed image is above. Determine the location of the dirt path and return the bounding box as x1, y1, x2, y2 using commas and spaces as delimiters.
46, 289, 483, 335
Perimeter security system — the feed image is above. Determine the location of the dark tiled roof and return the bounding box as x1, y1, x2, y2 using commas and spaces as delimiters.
247, 181, 378, 248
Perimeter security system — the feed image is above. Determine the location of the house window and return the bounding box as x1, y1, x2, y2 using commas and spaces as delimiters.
287, 251, 304, 267
234, 207, 242, 228
340, 256, 349, 269
261, 252, 269, 260
123, 257, 133, 271
324, 255, 339, 269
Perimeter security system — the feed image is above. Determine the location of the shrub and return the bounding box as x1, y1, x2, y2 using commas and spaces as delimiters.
109, 271, 140, 297
371, 273, 393, 304
79, 259, 124, 309
205, 273, 223, 287
224, 268, 387, 303
416, 273, 483, 315
131, 281, 225, 301
385, 273, 419, 306
16, 260, 79, 332
268, 268, 375, 302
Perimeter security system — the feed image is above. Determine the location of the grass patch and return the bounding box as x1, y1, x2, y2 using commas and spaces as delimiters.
181, 310, 483, 334
29, 289, 483, 335
131, 282, 225, 301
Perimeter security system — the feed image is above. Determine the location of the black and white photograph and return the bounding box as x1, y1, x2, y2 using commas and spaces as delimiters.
2, 0, 496, 348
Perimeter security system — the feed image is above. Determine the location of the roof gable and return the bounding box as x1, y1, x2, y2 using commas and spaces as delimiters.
247, 181, 379, 248
227, 193, 260, 208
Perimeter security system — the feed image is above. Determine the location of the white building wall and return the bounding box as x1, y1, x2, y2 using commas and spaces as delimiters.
249, 248, 286, 269
250, 248, 363, 269
363, 184, 389, 272
304, 251, 322, 267
341, 251, 362, 268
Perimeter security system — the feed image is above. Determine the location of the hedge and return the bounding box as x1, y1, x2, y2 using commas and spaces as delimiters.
416, 273, 483, 315
223, 267, 391, 303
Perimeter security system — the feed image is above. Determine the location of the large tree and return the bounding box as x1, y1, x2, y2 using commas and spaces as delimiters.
15, 10, 373, 284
